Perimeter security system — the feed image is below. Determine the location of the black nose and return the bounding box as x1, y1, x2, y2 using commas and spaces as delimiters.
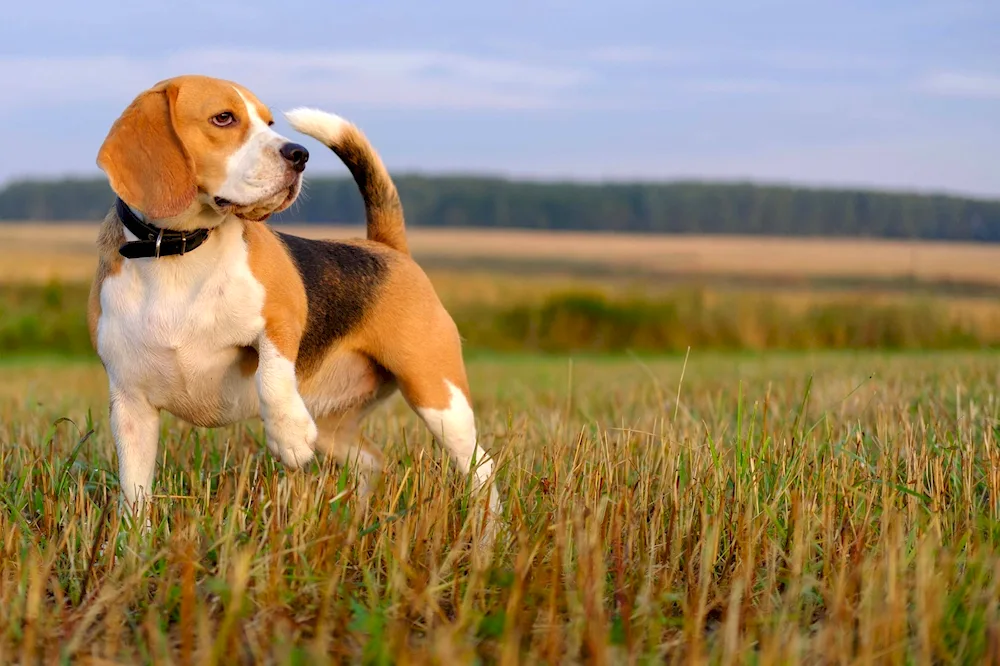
279, 142, 309, 172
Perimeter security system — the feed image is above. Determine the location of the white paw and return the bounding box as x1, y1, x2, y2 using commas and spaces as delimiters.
264, 399, 317, 469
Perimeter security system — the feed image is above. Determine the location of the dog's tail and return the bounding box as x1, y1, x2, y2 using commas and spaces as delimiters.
284, 108, 408, 255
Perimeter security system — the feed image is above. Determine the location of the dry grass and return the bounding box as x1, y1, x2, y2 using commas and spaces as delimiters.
2, 351, 1000, 663
3, 222, 1000, 290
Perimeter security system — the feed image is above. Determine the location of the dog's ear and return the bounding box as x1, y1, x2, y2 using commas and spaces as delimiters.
97, 82, 197, 220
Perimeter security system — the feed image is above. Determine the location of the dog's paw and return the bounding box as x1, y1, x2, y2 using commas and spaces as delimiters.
264, 399, 317, 469
477, 488, 505, 546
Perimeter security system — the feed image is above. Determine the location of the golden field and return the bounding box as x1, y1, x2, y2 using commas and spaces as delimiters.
2, 222, 1000, 290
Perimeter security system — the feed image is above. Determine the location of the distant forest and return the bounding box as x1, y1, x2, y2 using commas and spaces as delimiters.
2, 175, 999, 242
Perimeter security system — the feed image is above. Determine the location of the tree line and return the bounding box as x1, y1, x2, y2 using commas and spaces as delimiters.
2, 175, 999, 242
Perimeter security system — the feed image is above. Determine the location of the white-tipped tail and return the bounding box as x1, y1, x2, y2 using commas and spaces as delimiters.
284, 107, 349, 145
283, 107, 408, 254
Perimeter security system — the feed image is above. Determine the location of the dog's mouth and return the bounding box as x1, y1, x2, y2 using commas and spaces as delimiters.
213, 176, 301, 222
219, 185, 299, 222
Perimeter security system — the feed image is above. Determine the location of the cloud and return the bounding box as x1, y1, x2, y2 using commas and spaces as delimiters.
586, 46, 698, 66
585, 45, 897, 74
0, 42, 903, 120
682, 79, 786, 94
0, 49, 591, 113
915, 71, 1000, 99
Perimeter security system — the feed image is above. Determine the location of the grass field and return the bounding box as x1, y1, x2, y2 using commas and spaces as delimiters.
2, 350, 1000, 663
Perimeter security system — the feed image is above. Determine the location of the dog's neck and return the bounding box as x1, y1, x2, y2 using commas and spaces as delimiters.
117, 198, 222, 259
124, 196, 231, 233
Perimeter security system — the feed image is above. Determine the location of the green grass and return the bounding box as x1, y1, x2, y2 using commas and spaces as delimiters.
4, 281, 1000, 358
2, 351, 1000, 663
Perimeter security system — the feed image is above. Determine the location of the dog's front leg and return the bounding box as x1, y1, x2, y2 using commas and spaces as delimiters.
254, 336, 317, 469
109, 388, 160, 524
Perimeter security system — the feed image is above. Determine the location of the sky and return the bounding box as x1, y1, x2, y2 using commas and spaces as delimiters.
1, 0, 998, 197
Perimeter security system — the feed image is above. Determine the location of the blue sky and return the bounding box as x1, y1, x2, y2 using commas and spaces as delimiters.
2, 0, 998, 197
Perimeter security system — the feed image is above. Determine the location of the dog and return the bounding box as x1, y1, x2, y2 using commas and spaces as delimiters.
87, 74, 502, 538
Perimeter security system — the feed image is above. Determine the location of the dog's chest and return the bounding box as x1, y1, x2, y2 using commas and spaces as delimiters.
97, 239, 265, 425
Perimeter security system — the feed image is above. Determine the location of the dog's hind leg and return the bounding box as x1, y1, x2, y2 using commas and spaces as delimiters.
314, 407, 385, 501
388, 320, 503, 544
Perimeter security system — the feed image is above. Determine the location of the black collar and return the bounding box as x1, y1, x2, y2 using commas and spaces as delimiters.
116, 198, 211, 259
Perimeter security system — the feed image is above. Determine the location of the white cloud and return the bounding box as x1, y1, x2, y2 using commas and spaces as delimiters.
683, 79, 786, 94
915, 71, 1000, 99
585, 45, 897, 74
0, 48, 591, 113
586, 46, 698, 66
0, 45, 871, 120
746, 51, 899, 75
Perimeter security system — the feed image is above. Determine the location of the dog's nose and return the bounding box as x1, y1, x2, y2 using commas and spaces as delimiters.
279, 142, 309, 172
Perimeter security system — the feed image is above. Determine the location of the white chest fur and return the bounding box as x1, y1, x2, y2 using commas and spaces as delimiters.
96, 221, 266, 427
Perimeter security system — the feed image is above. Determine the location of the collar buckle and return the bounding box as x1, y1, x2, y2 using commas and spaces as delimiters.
154, 228, 164, 259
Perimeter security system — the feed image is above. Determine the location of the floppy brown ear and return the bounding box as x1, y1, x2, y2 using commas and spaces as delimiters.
97, 83, 197, 220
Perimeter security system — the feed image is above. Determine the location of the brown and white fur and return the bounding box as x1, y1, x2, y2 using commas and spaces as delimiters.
87, 74, 501, 537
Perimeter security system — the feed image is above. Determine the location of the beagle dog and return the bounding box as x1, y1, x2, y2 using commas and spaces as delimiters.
87, 74, 501, 535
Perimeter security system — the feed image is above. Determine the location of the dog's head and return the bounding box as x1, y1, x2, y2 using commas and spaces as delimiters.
97, 74, 307, 227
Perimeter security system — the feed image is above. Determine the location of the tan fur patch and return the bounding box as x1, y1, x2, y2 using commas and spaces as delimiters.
96, 82, 198, 220
394, 323, 471, 411
343, 254, 471, 411
242, 221, 308, 361
86, 207, 126, 350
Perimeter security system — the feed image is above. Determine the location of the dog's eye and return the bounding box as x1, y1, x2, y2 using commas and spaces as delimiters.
211, 112, 236, 127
